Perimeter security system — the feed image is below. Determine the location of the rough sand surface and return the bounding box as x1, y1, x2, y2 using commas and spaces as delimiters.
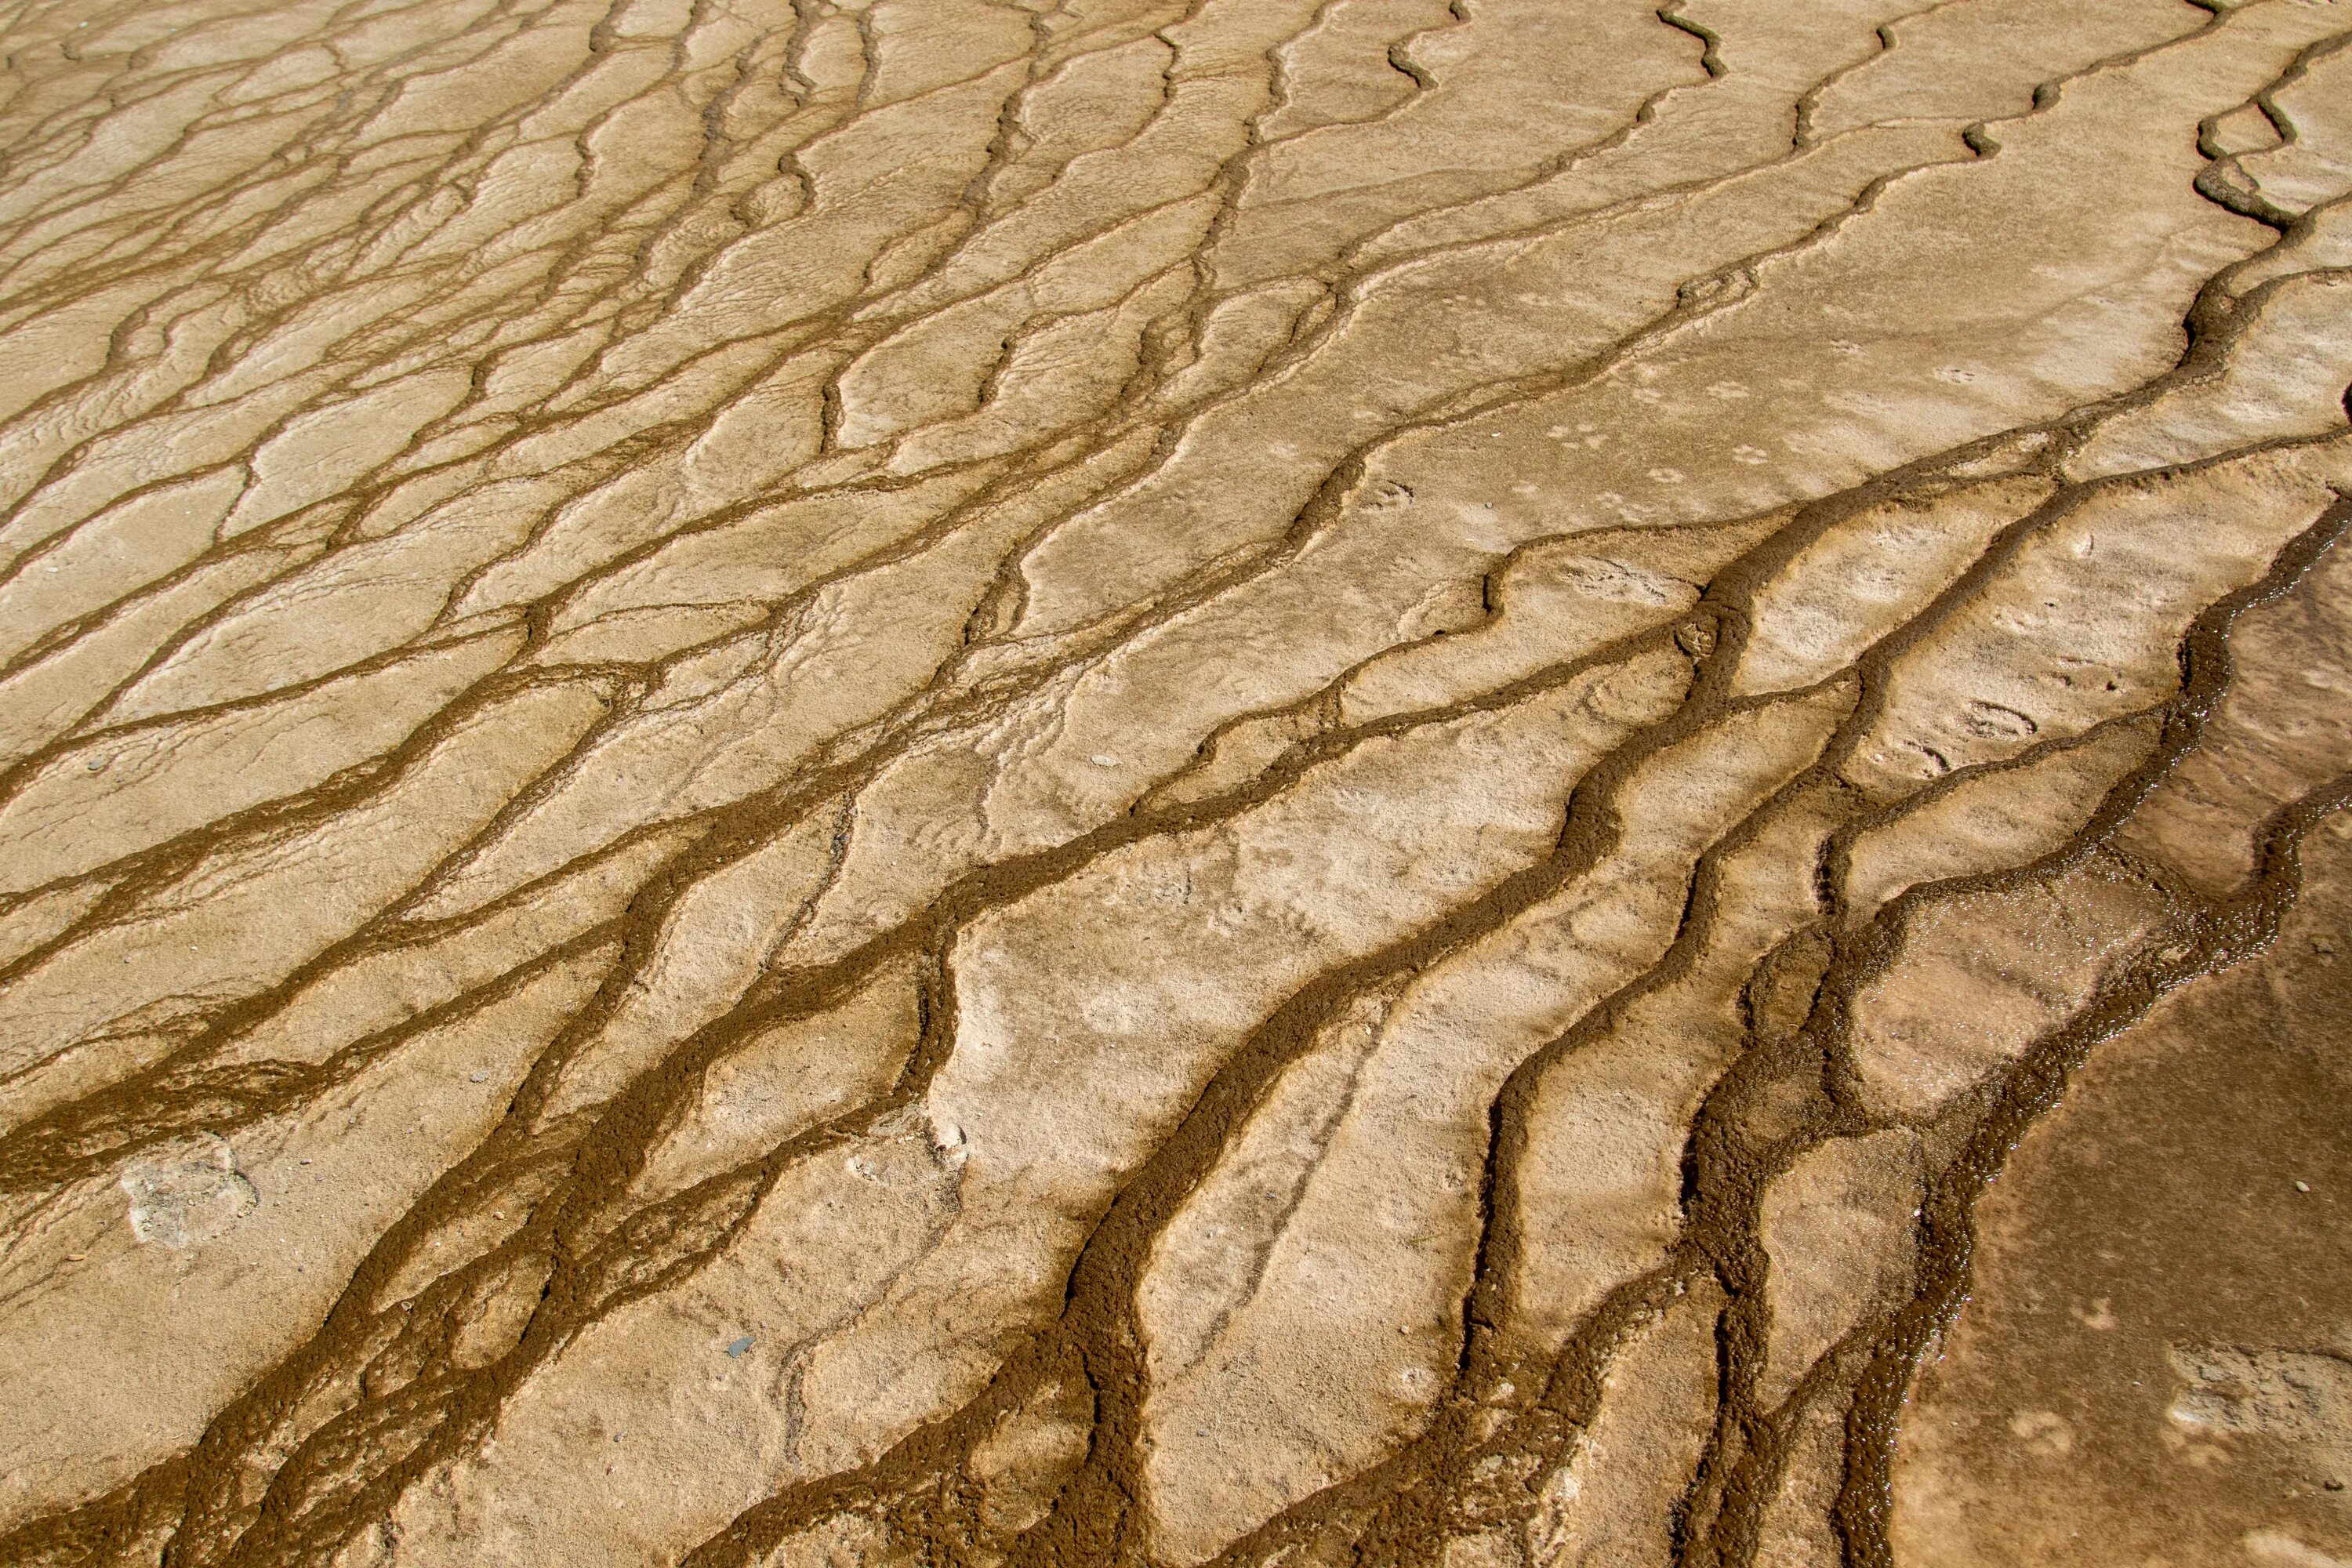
0, 1, 2348, 1564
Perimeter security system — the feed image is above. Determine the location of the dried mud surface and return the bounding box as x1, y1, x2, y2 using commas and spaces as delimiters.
0, 1, 2348, 1565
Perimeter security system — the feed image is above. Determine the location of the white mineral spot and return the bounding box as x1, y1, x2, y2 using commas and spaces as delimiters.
122, 1136, 258, 1249
2245, 1530, 2352, 1568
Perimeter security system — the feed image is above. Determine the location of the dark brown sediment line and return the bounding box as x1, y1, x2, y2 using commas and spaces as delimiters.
0, 36, 1882, 1542
1185, 484, 2352, 1568
1184, 27, 2352, 1552
702, 419, 2350, 1568
2, 2, 2350, 1565
1153, 196, 2352, 1548
9, 321, 2323, 1568
1828, 496, 2352, 1568
1679, 491, 2352, 1568
1196, 453, 2346, 1567
0, 583, 1688, 1565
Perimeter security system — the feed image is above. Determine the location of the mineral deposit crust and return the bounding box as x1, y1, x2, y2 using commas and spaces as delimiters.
0, 2, 2347, 1566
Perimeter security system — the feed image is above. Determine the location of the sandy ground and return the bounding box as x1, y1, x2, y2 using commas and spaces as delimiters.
0, 1, 2347, 1564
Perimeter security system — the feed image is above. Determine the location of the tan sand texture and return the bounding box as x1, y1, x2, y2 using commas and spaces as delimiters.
0, 0, 2347, 1564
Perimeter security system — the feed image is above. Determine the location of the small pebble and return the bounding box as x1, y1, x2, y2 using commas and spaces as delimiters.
724, 1334, 754, 1358
469, 1070, 488, 1083
2296, 1180, 2312, 1193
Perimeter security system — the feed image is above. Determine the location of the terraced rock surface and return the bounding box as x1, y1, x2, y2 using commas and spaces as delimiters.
0, 1, 2347, 1564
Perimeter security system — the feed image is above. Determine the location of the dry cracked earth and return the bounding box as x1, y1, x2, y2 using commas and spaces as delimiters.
1, 0, 2350, 1564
